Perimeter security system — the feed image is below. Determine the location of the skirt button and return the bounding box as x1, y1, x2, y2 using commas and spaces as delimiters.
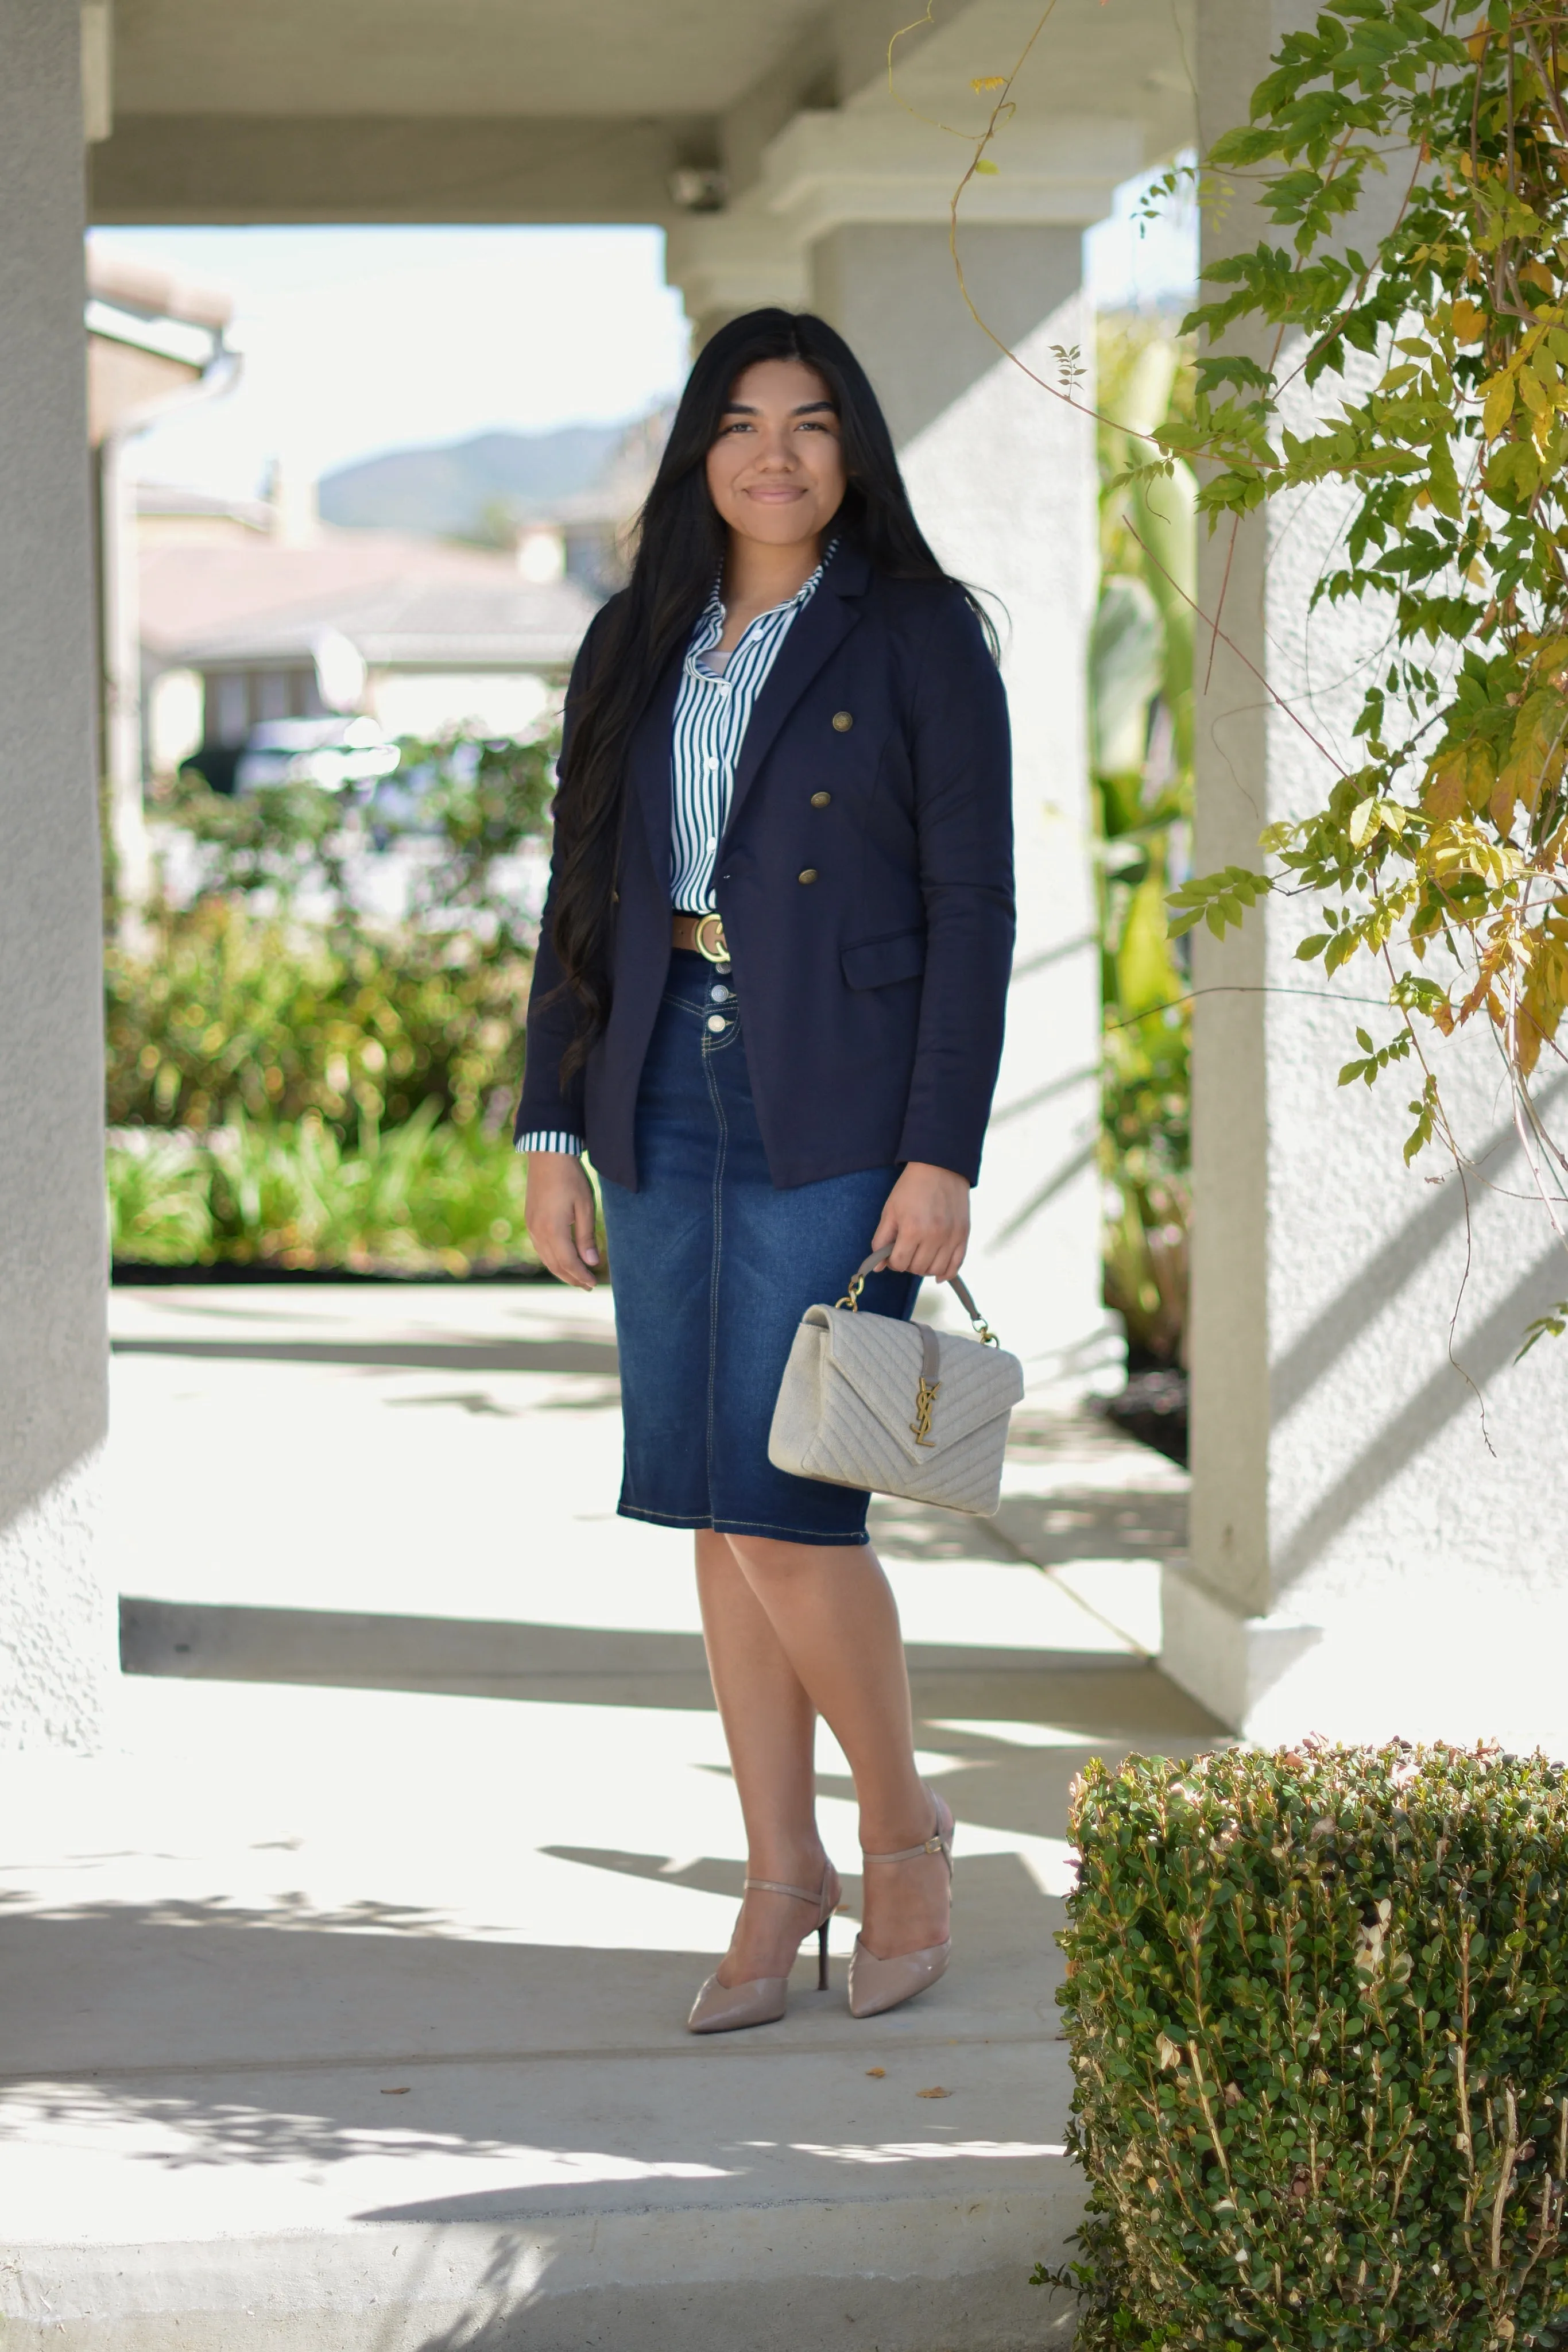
797, 867, 818, 884
706, 1013, 727, 1032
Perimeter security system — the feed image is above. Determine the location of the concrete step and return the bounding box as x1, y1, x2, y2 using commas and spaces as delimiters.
0, 1283, 1210, 2349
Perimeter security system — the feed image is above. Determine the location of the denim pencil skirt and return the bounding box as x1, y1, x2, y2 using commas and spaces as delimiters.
598, 950, 919, 1546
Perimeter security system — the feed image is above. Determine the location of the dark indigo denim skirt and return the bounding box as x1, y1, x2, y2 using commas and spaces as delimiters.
599, 950, 919, 1546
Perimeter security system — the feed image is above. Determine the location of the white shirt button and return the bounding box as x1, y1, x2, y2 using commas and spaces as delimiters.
704, 755, 719, 769
706, 1013, 727, 1033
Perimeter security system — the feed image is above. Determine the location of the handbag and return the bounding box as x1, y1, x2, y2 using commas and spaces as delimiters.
767, 1246, 1025, 1518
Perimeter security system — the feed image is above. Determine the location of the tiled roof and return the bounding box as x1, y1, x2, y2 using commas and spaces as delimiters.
140, 528, 601, 670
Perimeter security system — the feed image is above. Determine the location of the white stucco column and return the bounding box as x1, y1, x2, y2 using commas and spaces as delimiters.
0, 0, 114, 1748
1166, 1, 1568, 1746
669, 113, 1133, 1399
663, 215, 807, 349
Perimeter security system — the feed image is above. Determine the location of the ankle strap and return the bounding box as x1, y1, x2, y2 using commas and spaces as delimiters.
859, 1832, 946, 1865
744, 1874, 823, 1904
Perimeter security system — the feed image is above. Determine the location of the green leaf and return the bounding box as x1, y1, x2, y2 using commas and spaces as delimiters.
1518, 1303, 1568, 1359
1404, 1076, 1438, 1165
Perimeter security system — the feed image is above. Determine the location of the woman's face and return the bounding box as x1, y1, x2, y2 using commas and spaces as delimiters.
705, 358, 846, 551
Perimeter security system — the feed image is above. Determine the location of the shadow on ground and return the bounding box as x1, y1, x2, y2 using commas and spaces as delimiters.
118, 1596, 1211, 1736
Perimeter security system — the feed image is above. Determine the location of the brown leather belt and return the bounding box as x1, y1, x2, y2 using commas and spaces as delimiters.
672, 911, 729, 964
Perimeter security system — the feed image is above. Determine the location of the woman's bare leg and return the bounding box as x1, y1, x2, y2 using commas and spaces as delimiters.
721, 1533, 951, 1963
693, 1529, 834, 1986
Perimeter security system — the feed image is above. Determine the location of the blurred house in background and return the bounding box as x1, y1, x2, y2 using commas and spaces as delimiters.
87, 246, 238, 902
139, 518, 600, 784
135, 407, 667, 782
490, 405, 673, 597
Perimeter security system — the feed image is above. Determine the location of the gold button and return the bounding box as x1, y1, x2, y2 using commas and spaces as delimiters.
797, 868, 819, 885
810, 790, 831, 808
831, 710, 853, 732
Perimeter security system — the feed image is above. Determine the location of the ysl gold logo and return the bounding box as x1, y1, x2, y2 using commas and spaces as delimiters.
911, 1376, 940, 1448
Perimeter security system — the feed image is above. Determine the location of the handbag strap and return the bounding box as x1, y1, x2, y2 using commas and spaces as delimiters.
835, 1246, 1001, 1348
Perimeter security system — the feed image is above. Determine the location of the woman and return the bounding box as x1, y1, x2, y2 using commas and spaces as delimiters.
518, 308, 1013, 2032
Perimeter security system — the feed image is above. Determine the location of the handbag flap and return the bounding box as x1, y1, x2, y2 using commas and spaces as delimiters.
804, 1305, 1024, 1461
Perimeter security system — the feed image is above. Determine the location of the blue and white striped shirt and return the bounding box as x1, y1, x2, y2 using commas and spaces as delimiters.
520, 544, 834, 1156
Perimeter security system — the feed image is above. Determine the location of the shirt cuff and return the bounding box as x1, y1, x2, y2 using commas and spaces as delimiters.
515, 1129, 584, 1155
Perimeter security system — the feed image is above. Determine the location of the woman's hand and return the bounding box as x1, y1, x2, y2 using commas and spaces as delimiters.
525, 1152, 601, 1289
872, 1161, 970, 1283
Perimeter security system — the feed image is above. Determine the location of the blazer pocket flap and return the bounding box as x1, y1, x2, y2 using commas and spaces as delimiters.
841, 929, 926, 990
815, 1307, 1022, 1460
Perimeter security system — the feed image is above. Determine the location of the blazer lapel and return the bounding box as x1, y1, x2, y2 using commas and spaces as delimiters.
723, 544, 869, 840
627, 648, 684, 895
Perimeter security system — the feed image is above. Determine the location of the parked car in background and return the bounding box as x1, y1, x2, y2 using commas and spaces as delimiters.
233, 715, 400, 795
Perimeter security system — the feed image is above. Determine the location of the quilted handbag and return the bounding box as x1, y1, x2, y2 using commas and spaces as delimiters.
767, 1246, 1024, 1517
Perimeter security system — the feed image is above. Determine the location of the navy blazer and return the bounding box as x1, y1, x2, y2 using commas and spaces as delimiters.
515, 539, 1015, 1190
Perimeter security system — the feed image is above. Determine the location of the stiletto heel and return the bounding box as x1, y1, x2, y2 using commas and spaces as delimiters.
686, 1862, 839, 2034
847, 1789, 954, 2021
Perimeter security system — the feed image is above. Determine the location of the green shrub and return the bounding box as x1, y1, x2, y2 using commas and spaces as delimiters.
104, 1131, 216, 1263
105, 900, 531, 1138
1051, 1744, 1568, 2352
106, 730, 565, 1271
107, 1109, 545, 1273
164, 726, 554, 960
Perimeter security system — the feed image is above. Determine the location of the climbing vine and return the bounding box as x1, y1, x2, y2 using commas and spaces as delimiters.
1146, 1, 1568, 1344
902, 0, 1568, 1347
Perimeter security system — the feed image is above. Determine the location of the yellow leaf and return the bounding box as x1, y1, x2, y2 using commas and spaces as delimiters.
970, 75, 1008, 91
865, 2067, 885, 2078
1520, 259, 1557, 295
1482, 373, 1517, 440
916, 2086, 951, 2098
1489, 772, 1517, 834
1520, 368, 1549, 419
1423, 759, 1466, 824
1465, 742, 1497, 815
1348, 795, 1381, 847
974, 157, 999, 175
1451, 298, 1484, 344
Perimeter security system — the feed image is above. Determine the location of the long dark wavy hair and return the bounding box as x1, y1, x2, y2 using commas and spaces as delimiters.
547, 307, 995, 1078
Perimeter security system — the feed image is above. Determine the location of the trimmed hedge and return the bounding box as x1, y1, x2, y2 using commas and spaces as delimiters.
1051, 1744, 1568, 2351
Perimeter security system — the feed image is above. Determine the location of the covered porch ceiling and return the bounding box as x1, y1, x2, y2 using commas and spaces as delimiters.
90, 0, 1197, 223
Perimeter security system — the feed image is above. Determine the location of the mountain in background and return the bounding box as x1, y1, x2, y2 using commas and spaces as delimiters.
319, 422, 628, 540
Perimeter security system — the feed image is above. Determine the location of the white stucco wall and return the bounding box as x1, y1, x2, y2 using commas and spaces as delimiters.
1170, 0, 1568, 1747
0, 0, 114, 1750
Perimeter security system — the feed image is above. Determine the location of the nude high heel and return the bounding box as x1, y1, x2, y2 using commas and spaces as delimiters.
686, 1862, 839, 2034
847, 1790, 954, 2021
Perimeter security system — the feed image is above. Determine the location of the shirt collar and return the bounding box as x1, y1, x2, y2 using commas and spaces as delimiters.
688, 535, 841, 668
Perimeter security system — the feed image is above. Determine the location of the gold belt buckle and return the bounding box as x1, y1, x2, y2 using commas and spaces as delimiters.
693, 912, 729, 965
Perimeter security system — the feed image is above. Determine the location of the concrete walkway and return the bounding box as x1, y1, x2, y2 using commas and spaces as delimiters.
1, 1281, 1212, 2351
